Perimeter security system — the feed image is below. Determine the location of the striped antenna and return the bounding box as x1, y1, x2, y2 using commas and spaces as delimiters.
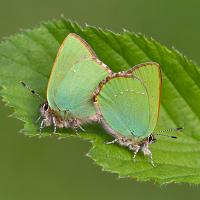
20, 81, 44, 101
154, 127, 183, 139
158, 127, 183, 133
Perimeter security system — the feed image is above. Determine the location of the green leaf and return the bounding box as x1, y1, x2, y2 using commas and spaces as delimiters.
1, 18, 200, 184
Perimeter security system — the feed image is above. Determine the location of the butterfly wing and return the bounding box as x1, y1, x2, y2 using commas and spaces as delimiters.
127, 62, 161, 135
47, 33, 111, 118
95, 75, 150, 138
47, 33, 97, 110
55, 59, 111, 118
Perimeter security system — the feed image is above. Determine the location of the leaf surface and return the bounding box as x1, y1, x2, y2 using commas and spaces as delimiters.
1, 18, 200, 184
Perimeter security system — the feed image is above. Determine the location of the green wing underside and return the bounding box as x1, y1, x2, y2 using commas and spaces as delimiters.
47, 34, 94, 111
47, 34, 110, 118
55, 59, 109, 118
130, 63, 161, 135
97, 63, 161, 138
97, 77, 150, 137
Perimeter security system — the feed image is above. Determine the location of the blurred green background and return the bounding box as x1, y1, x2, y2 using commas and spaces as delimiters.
0, 0, 200, 199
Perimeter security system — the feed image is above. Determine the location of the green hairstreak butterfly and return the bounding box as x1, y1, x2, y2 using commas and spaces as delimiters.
93, 62, 162, 165
23, 33, 112, 133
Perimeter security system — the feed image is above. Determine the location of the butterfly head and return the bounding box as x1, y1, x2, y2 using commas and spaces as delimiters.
147, 134, 157, 144
40, 101, 52, 117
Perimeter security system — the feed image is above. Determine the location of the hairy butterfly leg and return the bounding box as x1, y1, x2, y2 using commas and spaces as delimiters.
141, 142, 155, 167
39, 118, 51, 132
52, 116, 57, 133
130, 144, 140, 162
69, 118, 85, 135
105, 138, 119, 145
39, 120, 44, 132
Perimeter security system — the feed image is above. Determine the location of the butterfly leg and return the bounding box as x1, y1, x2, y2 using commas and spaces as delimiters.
72, 118, 85, 134
36, 115, 42, 123
132, 145, 140, 162
39, 115, 54, 133
78, 125, 85, 132
52, 116, 57, 133
73, 121, 81, 136
105, 138, 118, 144
141, 143, 155, 167
39, 120, 45, 132
74, 128, 80, 136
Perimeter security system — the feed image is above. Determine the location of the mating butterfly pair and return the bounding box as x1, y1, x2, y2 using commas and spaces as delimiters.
22, 33, 180, 166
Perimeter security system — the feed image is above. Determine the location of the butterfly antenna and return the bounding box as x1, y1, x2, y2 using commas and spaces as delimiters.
20, 81, 44, 101
154, 127, 183, 139
155, 133, 177, 139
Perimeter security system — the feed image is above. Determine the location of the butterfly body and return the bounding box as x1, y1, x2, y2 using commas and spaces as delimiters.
39, 33, 112, 132
93, 62, 161, 165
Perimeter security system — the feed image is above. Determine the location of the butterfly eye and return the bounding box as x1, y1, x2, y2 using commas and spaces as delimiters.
148, 135, 155, 143
43, 103, 49, 111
